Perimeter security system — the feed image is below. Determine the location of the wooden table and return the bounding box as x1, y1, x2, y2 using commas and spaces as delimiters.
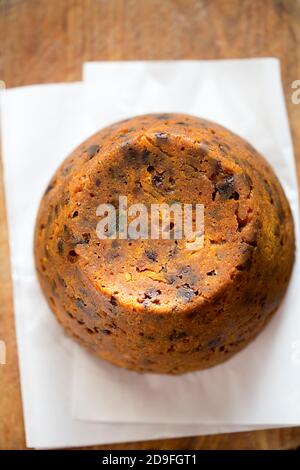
0, 0, 300, 450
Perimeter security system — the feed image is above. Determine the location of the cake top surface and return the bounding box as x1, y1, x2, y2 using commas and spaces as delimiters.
37, 113, 291, 315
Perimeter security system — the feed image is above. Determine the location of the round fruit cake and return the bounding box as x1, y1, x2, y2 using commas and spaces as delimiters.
34, 113, 295, 374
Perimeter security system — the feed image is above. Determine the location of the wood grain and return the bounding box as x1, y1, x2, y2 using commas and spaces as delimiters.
0, 0, 300, 450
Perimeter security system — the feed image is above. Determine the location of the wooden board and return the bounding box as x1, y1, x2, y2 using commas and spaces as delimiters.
0, 0, 300, 450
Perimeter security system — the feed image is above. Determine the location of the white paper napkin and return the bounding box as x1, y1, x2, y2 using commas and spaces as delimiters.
1, 81, 266, 449
1, 59, 299, 449
71, 59, 300, 426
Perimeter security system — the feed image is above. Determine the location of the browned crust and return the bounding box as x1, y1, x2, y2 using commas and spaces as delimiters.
34, 113, 295, 374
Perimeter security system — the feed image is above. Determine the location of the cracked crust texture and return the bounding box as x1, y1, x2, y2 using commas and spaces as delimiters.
34, 113, 295, 374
